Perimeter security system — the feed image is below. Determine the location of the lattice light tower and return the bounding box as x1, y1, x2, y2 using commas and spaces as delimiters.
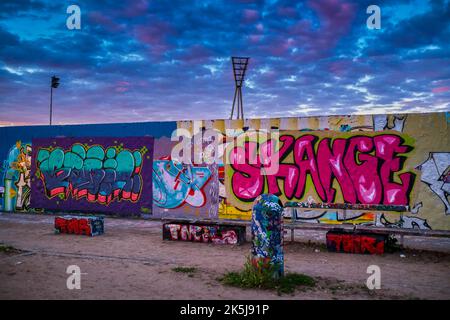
230, 57, 250, 120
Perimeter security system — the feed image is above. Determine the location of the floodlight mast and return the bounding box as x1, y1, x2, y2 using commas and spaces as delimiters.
230, 57, 249, 120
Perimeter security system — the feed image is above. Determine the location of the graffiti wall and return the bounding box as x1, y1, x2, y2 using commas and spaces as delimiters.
0, 112, 449, 231
176, 113, 447, 230
0, 121, 175, 214
216, 113, 449, 231
31, 137, 154, 216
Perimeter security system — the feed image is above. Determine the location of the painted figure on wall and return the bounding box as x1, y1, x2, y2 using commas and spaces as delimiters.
1, 141, 32, 212
417, 152, 450, 214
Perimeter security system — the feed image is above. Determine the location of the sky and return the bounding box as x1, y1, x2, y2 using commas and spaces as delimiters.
0, 0, 449, 126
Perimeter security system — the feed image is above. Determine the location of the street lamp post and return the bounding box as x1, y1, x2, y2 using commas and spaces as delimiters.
50, 75, 60, 125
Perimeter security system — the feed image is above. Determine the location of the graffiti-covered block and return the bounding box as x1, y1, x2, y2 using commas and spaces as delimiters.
326, 229, 387, 254
55, 215, 104, 236
162, 222, 245, 245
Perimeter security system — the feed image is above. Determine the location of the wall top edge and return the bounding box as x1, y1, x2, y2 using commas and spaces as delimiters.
0, 110, 448, 129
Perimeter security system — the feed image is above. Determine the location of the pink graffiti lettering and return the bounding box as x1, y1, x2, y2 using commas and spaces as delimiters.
230, 134, 415, 205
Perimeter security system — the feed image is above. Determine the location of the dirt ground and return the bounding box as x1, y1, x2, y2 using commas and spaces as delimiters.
1, 213, 449, 300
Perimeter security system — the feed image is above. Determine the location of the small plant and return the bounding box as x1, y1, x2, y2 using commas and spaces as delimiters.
172, 266, 197, 273
140, 207, 151, 214
220, 258, 316, 295
385, 235, 402, 253
0, 244, 20, 254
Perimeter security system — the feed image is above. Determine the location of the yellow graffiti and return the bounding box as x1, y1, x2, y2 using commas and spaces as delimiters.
218, 200, 251, 220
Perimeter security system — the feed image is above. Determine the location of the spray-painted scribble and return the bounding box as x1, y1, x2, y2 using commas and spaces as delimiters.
326, 230, 386, 254
162, 222, 245, 244
55, 215, 104, 236
152, 156, 211, 208
285, 208, 376, 225
410, 202, 423, 214
375, 213, 431, 230
416, 152, 450, 214
373, 114, 407, 132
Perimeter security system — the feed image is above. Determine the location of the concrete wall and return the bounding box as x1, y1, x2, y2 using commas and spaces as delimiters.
0, 112, 449, 231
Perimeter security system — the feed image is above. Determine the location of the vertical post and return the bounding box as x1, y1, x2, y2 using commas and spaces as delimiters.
291, 207, 296, 242
251, 194, 284, 279
239, 87, 244, 119
49, 75, 59, 125
49, 86, 53, 125
4, 179, 13, 212
400, 234, 405, 247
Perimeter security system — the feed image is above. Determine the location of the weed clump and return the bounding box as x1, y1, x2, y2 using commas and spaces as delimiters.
220, 258, 316, 295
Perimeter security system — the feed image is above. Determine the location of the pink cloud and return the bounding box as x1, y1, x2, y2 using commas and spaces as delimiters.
133, 20, 174, 57
256, 23, 264, 32
267, 38, 296, 56
242, 9, 259, 23
176, 45, 213, 63
308, 0, 354, 28
249, 34, 262, 43
121, 0, 149, 18
282, 0, 356, 62
115, 87, 128, 93
432, 86, 450, 93
277, 6, 298, 18
115, 81, 130, 93
329, 60, 351, 76
88, 12, 125, 32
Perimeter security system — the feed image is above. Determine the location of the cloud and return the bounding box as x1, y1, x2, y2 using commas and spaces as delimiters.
432, 86, 450, 93
0, 0, 448, 126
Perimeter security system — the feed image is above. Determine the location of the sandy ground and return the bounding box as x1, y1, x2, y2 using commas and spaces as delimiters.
0, 213, 449, 300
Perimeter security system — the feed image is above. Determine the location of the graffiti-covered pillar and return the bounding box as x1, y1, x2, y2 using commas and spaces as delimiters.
3, 179, 13, 212
251, 194, 284, 279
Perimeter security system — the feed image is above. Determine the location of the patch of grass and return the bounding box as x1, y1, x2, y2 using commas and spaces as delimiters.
172, 266, 197, 273
220, 259, 316, 295
0, 244, 20, 254
140, 207, 151, 214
